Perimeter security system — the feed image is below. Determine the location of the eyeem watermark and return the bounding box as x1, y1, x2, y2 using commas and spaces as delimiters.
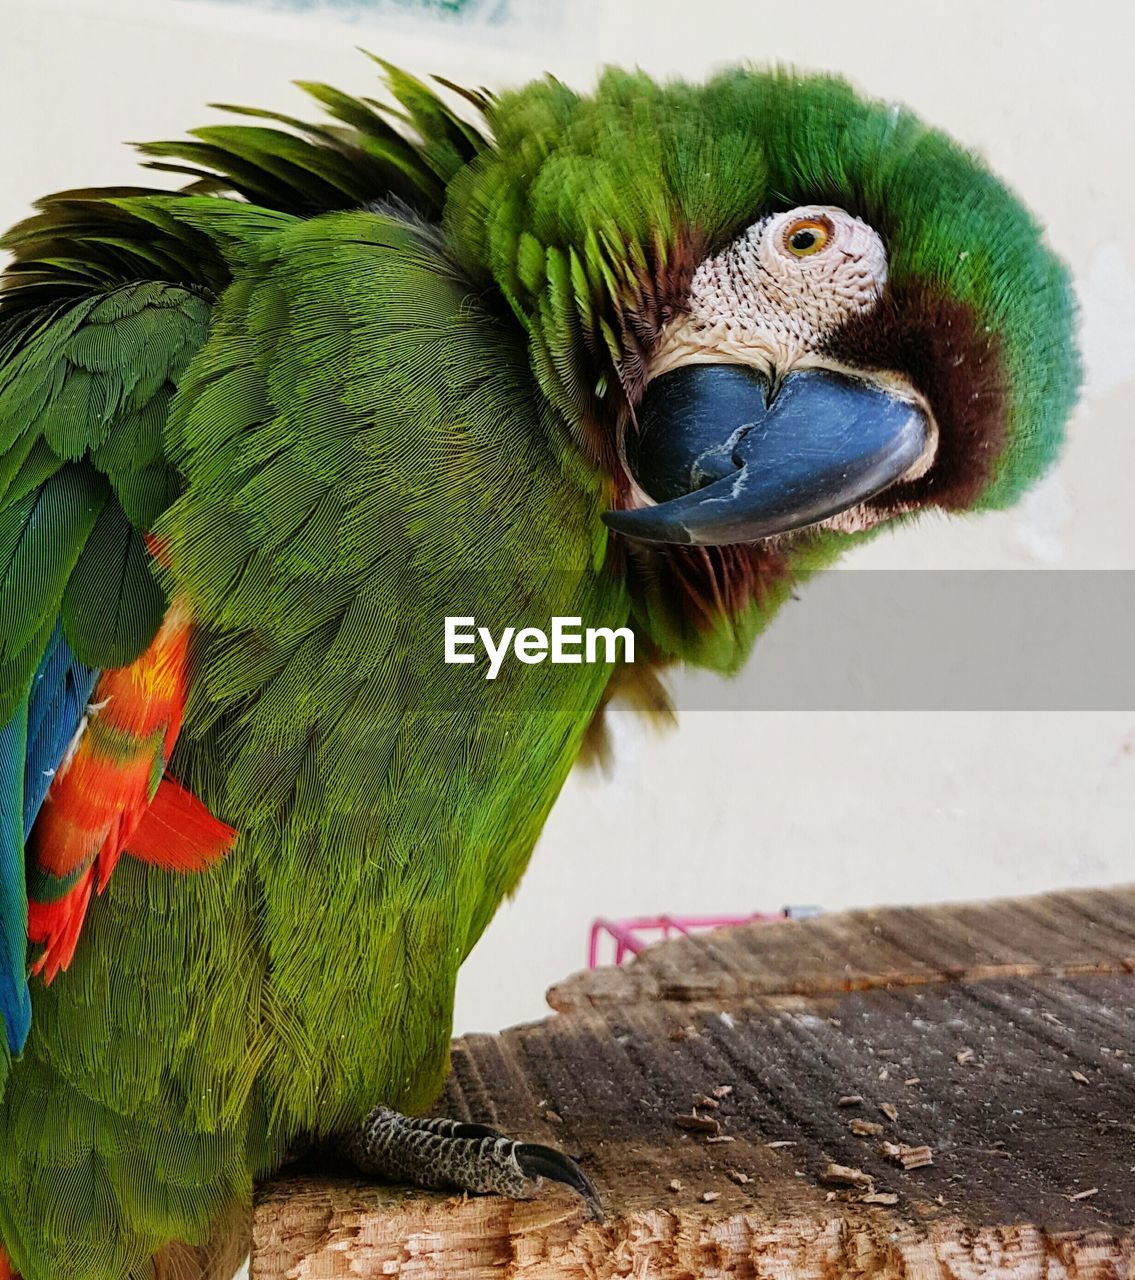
444, 616, 634, 680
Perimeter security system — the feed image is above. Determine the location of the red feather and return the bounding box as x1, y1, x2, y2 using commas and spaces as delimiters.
26, 871, 94, 983
124, 776, 237, 872
27, 596, 238, 981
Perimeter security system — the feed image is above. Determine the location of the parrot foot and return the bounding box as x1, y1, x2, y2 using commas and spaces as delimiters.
341, 1106, 603, 1221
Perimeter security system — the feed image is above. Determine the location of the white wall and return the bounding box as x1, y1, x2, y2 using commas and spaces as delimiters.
2, 0, 1132, 1038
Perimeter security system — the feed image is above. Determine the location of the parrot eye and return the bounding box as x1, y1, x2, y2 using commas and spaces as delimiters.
784, 216, 832, 257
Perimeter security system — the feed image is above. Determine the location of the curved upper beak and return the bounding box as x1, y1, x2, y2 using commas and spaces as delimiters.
602, 364, 932, 546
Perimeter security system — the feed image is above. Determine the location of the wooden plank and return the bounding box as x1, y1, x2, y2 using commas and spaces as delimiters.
546, 885, 1135, 1011
253, 1182, 1134, 1280
253, 964, 1135, 1277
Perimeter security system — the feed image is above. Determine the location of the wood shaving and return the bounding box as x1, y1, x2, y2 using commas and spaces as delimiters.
879, 1103, 899, 1122
838, 1095, 864, 1107
904, 1077, 921, 1086
543, 1110, 563, 1125
700, 1191, 721, 1203
726, 1168, 753, 1186
673, 1112, 720, 1136
1071, 1070, 1090, 1084
705, 1135, 736, 1144
765, 1140, 796, 1149
881, 1142, 934, 1170
668, 1179, 683, 1192
1067, 1187, 1099, 1201
712, 1085, 734, 1099
820, 1162, 875, 1190
956, 1047, 975, 1065
850, 1119, 885, 1137
692, 1093, 720, 1109
862, 1191, 899, 1205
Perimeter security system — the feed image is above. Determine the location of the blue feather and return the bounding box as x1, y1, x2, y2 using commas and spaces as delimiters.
0, 688, 32, 1056
0, 624, 99, 1055
24, 625, 99, 836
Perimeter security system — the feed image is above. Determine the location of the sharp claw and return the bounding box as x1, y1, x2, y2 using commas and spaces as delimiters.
516, 1142, 605, 1222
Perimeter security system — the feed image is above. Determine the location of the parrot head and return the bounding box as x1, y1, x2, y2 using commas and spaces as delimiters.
448, 68, 1079, 667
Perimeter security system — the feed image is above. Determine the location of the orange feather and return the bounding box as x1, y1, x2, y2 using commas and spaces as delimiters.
27, 598, 237, 981
26, 871, 95, 983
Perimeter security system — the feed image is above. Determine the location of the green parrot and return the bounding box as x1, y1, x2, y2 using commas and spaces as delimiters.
0, 58, 1077, 1280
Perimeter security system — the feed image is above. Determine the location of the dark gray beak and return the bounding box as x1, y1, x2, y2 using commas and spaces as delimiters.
603, 364, 932, 546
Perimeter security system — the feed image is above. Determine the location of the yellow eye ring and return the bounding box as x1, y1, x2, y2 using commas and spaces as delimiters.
783, 216, 832, 257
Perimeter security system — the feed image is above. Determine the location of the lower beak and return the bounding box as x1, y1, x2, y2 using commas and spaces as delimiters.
602, 364, 932, 546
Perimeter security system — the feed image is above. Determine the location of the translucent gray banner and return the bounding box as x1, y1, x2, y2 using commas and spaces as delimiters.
672, 571, 1135, 711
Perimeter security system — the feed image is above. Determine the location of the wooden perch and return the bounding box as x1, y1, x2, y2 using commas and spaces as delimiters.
252, 886, 1135, 1278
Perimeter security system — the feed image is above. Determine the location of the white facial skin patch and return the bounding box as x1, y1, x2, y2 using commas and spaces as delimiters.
652, 206, 889, 376
628, 207, 935, 537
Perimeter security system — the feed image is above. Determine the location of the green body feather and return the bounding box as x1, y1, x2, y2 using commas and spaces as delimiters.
0, 64, 1077, 1280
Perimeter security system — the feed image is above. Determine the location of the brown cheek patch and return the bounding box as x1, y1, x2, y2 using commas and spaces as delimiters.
823, 284, 1006, 513
607, 231, 709, 436
621, 538, 794, 643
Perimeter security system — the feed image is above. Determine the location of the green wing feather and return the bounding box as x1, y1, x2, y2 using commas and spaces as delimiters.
0, 246, 215, 1103
0, 282, 211, 716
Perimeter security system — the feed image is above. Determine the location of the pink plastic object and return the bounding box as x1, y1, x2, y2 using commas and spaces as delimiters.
587, 907, 821, 968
